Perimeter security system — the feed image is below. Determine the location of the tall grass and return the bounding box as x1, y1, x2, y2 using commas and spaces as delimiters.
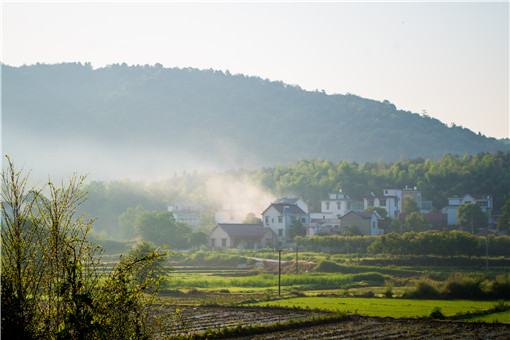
165, 272, 388, 289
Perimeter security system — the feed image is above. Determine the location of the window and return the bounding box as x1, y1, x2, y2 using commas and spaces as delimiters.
372, 222, 376, 229
347, 203, 352, 210
278, 216, 282, 223
337, 202, 341, 209
379, 199, 386, 206
272, 218, 274, 223
265, 216, 269, 226
221, 238, 227, 247
368, 200, 374, 207
301, 218, 306, 223
278, 229, 283, 237
326, 202, 330, 209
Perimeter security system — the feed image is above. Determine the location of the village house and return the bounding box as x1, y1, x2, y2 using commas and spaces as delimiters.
261, 202, 309, 248
167, 201, 205, 227
320, 190, 363, 218
208, 223, 276, 250
446, 194, 493, 225
340, 210, 384, 236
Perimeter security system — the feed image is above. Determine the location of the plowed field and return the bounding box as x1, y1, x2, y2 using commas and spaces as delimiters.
171, 306, 510, 339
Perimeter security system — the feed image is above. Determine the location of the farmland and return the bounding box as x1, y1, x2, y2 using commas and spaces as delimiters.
140, 249, 510, 338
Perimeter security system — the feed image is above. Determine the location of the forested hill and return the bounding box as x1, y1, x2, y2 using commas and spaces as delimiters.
2, 63, 507, 178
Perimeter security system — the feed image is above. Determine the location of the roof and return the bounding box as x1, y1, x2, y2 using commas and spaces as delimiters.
214, 223, 274, 238
341, 210, 380, 220
273, 197, 301, 205
263, 203, 307, 215
364, 196, 397, 199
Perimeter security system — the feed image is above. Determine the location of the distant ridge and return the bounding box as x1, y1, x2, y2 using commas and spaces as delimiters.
2, 63, 507, 178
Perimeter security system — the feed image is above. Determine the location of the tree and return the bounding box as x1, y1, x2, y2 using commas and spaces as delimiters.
118, 205, 144, 239
288, 219, 306, 240
343, 225, 362, 236
1, 158, 175, 339
497, 195, 510, 232
243, 212, 262, 224
189, 231, 208, 249
405, 212, 427, 232
127, 241, 170, 287
134, 211, 191, 248
402, 196, 420, 213
456, 203, 488, 231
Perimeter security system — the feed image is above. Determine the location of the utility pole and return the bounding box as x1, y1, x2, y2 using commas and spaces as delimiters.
486, 236, 489, 273
278, 249, 282, 296
296, 244, 299, 275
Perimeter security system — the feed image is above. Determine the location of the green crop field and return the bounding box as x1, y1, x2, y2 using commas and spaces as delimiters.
247, 297, 510, 322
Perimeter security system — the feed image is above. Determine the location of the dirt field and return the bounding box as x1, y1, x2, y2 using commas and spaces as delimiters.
170, 306, 510, 339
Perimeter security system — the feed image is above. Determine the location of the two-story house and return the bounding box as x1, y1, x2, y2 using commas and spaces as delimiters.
167, 201, 205, 227
446, 194, 493, 225
363, 189, 401, 218
340, 210, 384, 236
320, 190, 363, 218
261, 202, 309, 248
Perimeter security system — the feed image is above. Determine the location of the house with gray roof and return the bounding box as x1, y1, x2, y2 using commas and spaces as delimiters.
208, 223, 276, 250
340, 210, 384, 236
262, 202, 309, 247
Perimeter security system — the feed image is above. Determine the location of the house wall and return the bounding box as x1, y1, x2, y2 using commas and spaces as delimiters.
209, 227, 231, 249
340, 213, 371, 235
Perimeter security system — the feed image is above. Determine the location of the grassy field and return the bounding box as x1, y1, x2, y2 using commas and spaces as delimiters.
246, 297, 510, 322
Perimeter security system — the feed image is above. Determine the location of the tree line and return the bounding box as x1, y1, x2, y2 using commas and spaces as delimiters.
80, 151, 510, 239
296, 231, 510, 257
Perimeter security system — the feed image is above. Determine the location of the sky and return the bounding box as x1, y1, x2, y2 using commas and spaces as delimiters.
1, 1, 509, 139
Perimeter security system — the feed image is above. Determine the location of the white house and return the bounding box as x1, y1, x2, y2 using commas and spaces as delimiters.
364, 192, 400, 218
261, 203, 309, 248
446, 194, 493, 225
320, 191, 362, 218
168, 201, 205, 227
273, 197, 309, 214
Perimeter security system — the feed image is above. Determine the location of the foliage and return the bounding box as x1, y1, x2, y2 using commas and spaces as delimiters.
127, 241, 171, 287
135, 210, 191, 248
243, 212, 262, 224
497, 195, 510, 232
314, 260, 342, 273
1, 159, 174, 339
342, 225, 362, 236
429, 307, 445, 320
442, 274, 484, 299
189, 231, 208, 249
456, 202, 488, 230
402, 196, 420, 213
402, 280, 441, 299
404, 212, 428, 232
288, 219, 306, 240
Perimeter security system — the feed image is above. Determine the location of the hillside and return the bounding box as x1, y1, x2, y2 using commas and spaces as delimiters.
2, 63, 507, 178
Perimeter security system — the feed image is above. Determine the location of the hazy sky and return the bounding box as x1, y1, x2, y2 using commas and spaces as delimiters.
2, 1, 509, 139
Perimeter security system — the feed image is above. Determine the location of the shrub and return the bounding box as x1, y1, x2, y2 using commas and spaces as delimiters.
487, 275, 510, 299
403, 280, 440, 299
429, 307, 445, 320
442, 274, 484, 299
314, 260, 341, 273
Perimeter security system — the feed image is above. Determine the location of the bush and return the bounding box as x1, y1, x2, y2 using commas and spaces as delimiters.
429, 307, 445, 320
487, 275, 510, 299
403, 280, 440, 299
442, 274, 484, 299
314, 260, 341, 273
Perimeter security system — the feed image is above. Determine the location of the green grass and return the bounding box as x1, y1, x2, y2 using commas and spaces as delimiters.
247, 297, 510, 321
467, 310, 510, 323
165, 272, 388, 289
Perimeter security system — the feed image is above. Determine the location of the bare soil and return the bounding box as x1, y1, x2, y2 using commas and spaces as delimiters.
169, 306, 510, 339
